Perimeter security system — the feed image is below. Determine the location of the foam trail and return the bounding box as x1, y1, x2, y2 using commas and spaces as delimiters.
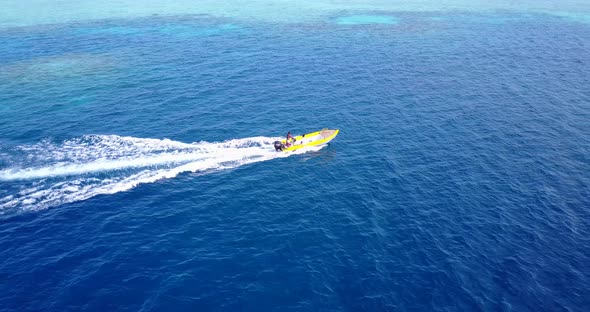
0, 152, 210, 181
0, 135, 326, 212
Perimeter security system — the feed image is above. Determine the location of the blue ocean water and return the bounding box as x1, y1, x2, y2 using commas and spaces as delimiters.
1, 8, 590, 312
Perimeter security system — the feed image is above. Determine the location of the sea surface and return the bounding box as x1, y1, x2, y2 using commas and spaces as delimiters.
1, 1, 590, 311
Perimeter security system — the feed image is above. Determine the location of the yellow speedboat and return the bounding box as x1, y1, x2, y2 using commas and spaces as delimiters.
274, 129, 339, 152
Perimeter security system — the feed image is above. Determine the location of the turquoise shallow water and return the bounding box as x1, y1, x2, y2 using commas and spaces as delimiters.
335, 15, 399, 25
1, 6, 590, 312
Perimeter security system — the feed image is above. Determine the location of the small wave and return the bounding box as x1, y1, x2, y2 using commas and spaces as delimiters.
0, 134, 324, 212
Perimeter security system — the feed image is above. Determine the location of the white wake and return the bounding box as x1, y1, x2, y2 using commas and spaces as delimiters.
0, 134, 323, 212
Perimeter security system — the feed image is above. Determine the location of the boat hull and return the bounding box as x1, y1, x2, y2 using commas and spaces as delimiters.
279, 129, 339, 152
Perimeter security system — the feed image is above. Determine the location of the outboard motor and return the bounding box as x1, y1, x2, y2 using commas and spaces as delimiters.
274, 141, 284, 151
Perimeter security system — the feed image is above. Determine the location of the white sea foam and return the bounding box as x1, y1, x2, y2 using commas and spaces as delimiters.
0, 134, 324, 212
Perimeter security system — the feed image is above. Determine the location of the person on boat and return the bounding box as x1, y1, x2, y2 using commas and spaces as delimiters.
285, 131, 294, 147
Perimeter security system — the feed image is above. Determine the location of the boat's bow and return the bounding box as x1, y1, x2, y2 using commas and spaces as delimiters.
319, 129, 339, 142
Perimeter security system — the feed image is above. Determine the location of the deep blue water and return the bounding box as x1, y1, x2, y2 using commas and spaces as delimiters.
1, 11, 590, 312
